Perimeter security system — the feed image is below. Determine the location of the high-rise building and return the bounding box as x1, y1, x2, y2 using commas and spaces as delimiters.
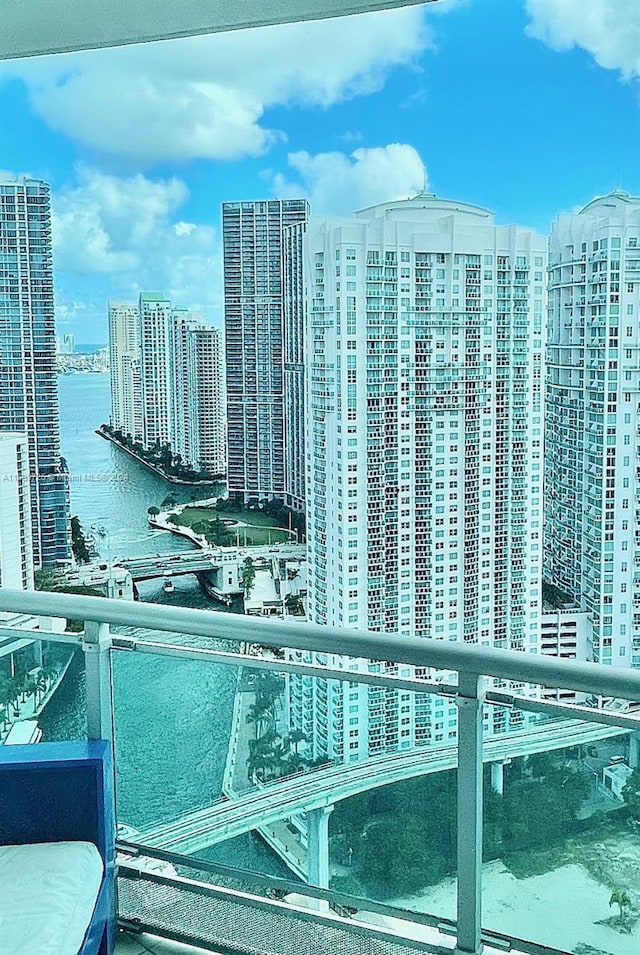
192, 326, 226, 477
56, 332, 75, 355
545, 189, 640, 669
223, 199, 309, 503
0, 433, 34, 590
290, 195, 546, 760
109, 302, 143, 441
108, 297, 226, 476
283, 220, 308, 511
139, 292, 174, 450
170, 307, 200, 469
171, 315, 226, 476
0, 177, 70, 568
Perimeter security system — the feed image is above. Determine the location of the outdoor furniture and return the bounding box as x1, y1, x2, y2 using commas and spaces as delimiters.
0, 740, 116, 954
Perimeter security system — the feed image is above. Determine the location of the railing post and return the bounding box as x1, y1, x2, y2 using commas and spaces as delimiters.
83, 621, 114, 740
455, 672, 485, 955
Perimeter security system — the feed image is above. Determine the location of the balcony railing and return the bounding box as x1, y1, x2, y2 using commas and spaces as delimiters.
2, 587, 640, 955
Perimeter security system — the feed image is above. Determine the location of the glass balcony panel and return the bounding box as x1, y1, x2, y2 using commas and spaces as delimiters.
111, 637, 241, 843
0, 631, 84, 743
482, 700, 638, 955
111, 635, 460, 949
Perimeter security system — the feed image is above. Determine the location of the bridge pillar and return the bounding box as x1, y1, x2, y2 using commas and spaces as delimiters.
629, 733, 640, 769
306, 805, 333, 900
490, 760, 505, 796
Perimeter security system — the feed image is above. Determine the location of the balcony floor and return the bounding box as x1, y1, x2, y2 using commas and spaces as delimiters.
116, 930, 212, 954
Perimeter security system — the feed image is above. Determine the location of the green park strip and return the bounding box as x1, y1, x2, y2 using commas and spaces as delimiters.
166, 506, 293, 547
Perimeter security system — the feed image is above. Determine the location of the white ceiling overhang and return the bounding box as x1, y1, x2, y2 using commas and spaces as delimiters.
1, 0, 440, 61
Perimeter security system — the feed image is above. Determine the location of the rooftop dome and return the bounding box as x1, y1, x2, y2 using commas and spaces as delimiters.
579, 188, 640, 215
356, 194, 494, 222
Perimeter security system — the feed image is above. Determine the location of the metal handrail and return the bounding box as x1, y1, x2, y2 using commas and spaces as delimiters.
2, 587, 640, 699
3, 585, 636, 955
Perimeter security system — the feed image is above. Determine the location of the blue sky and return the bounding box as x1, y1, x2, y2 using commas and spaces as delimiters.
1, 0, 639, 342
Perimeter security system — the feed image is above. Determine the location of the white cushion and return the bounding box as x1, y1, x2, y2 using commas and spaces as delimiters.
0, 841, 103, 955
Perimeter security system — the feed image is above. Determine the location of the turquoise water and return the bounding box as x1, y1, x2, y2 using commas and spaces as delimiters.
41, 372, 289, 875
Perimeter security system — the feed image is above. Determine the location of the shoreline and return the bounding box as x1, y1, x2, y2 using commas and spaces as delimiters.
95, 427, 225, 486
147, 511, 208, 549
149, 499, 297, 550
385, 856, 639, 954
1, 649, 75, 744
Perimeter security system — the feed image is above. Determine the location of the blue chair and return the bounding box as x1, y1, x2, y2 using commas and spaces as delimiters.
0, 740, 116, 955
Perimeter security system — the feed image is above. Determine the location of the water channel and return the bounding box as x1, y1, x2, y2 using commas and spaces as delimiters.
41, 371, 288, 875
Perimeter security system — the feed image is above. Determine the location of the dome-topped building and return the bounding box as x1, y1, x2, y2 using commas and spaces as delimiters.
288, 193, 547, 760
545, 189, 640, 669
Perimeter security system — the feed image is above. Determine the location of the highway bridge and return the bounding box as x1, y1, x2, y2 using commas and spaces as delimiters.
138, 716, 628, 857
115, 544, 307, 582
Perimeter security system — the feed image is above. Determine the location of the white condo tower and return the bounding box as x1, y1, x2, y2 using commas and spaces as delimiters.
289, 195, 546, 761
545, 190, 640, 671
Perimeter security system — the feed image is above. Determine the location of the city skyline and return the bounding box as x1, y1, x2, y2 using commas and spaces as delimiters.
0, 0, 637, 341
109, 293, 226, 477
2, 4, 640, 953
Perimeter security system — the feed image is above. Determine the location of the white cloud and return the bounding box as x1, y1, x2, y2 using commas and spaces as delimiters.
526, 0, 640, 79
53, 166, 190, 273
268, 144, 427, 216
2, 7, 434, 163
50, 166, 220, 333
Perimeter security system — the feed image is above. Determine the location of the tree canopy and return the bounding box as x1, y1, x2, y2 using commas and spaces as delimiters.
622, 768, 640, 818
331, 752, 590, 898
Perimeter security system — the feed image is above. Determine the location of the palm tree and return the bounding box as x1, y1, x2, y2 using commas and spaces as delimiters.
241, 558, 256, 599
7, 675, 22, 717
0, 674, 12, 732
287, 567, 301, 596
34, 671, 48, 706
23, 673, 37, 705
609, 888, 631, 924
13, 664, 28, 703
255, 671, 285, 704
289, 728, 306, 755
267, 735, 291, 780
246, 698, 273, 739
247, 731, 280, 783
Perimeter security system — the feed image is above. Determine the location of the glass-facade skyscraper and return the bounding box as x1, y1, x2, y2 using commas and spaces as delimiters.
0, 178, 70, 567
223, 199, 309, 503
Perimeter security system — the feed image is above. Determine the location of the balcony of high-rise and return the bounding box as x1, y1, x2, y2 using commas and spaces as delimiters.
1, 588, 640, 955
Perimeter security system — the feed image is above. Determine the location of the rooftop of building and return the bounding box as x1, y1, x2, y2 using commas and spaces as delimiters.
139, 292, 171, 303
355, 192, 494, 223
579, 188, 640, 216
